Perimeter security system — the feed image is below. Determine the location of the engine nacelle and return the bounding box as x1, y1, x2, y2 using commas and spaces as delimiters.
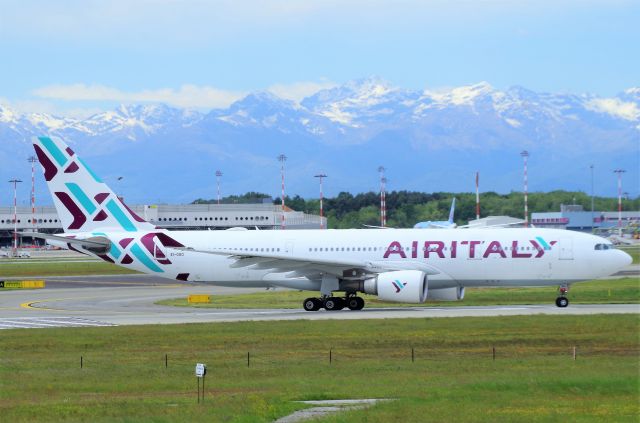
428, 286, 465, 301
365, 270, 428, 304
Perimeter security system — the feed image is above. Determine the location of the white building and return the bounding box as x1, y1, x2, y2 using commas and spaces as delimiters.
0, 203, 326, 247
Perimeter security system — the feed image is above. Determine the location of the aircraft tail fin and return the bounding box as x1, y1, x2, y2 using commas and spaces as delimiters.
32, 136, 155, 233
448, 197, 456, 224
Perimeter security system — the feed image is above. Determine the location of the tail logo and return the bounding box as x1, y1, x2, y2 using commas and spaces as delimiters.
34, 136, 150, 232
95, 232, 185, 273
56, 185, 140, 231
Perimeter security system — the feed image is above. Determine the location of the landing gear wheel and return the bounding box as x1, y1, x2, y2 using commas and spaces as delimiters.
303, 297, 322, 311
347, 297, 365, 310
324, 297, 344, 311
556, 284, 570, 308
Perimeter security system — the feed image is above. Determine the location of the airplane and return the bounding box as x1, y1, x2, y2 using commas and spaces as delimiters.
26, 136, 632, 311
414, 198, 457, 229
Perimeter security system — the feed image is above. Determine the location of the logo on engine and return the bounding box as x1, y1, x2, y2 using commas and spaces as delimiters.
392, 280, 407, 293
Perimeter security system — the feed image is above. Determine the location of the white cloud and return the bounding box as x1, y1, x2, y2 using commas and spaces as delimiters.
267, 80, 337, 102
586, 98, 640, 121
0, 97, 103, 119
31, 80, 337, 110
32, 84, 246, 109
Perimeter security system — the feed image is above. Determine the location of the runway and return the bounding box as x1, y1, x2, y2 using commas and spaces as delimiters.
0, 274, 637, 329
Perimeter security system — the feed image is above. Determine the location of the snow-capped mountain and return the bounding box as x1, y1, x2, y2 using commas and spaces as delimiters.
1, 78, 638, 203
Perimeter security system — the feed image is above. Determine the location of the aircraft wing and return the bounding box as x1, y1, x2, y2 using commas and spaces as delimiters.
171, 247, 440, 280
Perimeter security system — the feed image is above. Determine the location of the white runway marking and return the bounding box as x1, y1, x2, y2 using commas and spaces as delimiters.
0, 317, 116, 330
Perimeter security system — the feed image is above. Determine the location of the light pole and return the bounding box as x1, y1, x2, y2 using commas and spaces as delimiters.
590, 164, 595, 231
520, 151, 529, 227
278, 154, 287, 230
215, 170, 223, 204
314, 174, 327, 229
475, 171, 480, 220
378, 166, 386, 227
114, 176, 124, 201
613, 169, 625, 232
9, 179, 23, 256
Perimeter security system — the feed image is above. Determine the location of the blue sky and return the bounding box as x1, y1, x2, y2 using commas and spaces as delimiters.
1, 0, 638, 116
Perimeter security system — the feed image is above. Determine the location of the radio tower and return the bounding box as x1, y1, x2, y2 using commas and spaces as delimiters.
475, 171, 480, 220
9, 179, 22, 256
278, 154, 287, 230
378, 166, 386, 227
28, 156, 38, 236
215, 170, 223, 204
521, 151, 529, 227
314, 173, 327, 229
613, 169, 626, 231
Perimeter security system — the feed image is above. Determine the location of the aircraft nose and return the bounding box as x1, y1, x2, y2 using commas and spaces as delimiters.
619, 250, 633, 268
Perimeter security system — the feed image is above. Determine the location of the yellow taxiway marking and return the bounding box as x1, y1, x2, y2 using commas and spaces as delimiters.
46, 279, 185, 287
20, 299, 74, 311
19, 284, 186, 312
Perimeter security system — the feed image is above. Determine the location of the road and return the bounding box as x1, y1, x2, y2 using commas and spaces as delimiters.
0, 274, 637, 329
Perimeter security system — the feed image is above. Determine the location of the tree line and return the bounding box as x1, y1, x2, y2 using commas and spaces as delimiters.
193, 191, 640, 229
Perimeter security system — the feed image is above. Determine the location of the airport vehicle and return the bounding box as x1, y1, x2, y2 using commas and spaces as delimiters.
414, 198, 457, 229
0, 249, 30, 258
27, 136, 631, 310
15, 250, 31, 258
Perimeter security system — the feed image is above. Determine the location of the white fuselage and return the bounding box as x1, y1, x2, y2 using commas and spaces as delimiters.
60, 227, 630, 291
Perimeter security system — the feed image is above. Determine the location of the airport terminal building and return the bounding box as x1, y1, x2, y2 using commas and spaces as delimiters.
0, 203, 326, 247
532, 204, 640, 232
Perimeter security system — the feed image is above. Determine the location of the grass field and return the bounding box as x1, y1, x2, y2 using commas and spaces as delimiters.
0, 314, 638, 422
0, 260, 139, 277
158, 277, 640, 309
620, 246, 640, 264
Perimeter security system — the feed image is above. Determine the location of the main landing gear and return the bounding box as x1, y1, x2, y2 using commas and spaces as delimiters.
555, 284, 569, 308
303, 295, 365, 311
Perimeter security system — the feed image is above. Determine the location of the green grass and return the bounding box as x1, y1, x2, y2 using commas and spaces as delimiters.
0, 257, 97, 263
620, 246, 640, 264
0, 315, 638, 422
158, 277, 640, 309
0, 261, 139, 277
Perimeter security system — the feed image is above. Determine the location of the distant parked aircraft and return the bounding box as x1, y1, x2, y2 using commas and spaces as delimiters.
414, 198, 457, 229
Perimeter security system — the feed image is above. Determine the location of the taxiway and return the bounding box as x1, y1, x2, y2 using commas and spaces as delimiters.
0, 274, 637, 329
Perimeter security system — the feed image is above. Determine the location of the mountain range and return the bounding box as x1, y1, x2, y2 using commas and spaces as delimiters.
1, 78, 638, 205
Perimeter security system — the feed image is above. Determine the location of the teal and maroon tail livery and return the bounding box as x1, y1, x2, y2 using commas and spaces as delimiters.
33, 136, 155, 233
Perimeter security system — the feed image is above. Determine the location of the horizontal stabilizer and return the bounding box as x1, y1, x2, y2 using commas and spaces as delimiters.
21, 232, 111, 254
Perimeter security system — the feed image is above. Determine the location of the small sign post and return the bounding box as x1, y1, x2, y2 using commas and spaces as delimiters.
195, 363, 207, 403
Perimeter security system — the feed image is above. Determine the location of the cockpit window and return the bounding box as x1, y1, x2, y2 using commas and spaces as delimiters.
594, 243, 615, 250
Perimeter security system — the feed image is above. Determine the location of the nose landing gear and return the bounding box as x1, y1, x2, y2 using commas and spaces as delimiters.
555, 285, 569, 307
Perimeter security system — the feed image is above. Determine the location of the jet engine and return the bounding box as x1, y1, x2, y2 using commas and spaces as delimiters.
347, 270, 428, 303
427, 286, 465, 301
